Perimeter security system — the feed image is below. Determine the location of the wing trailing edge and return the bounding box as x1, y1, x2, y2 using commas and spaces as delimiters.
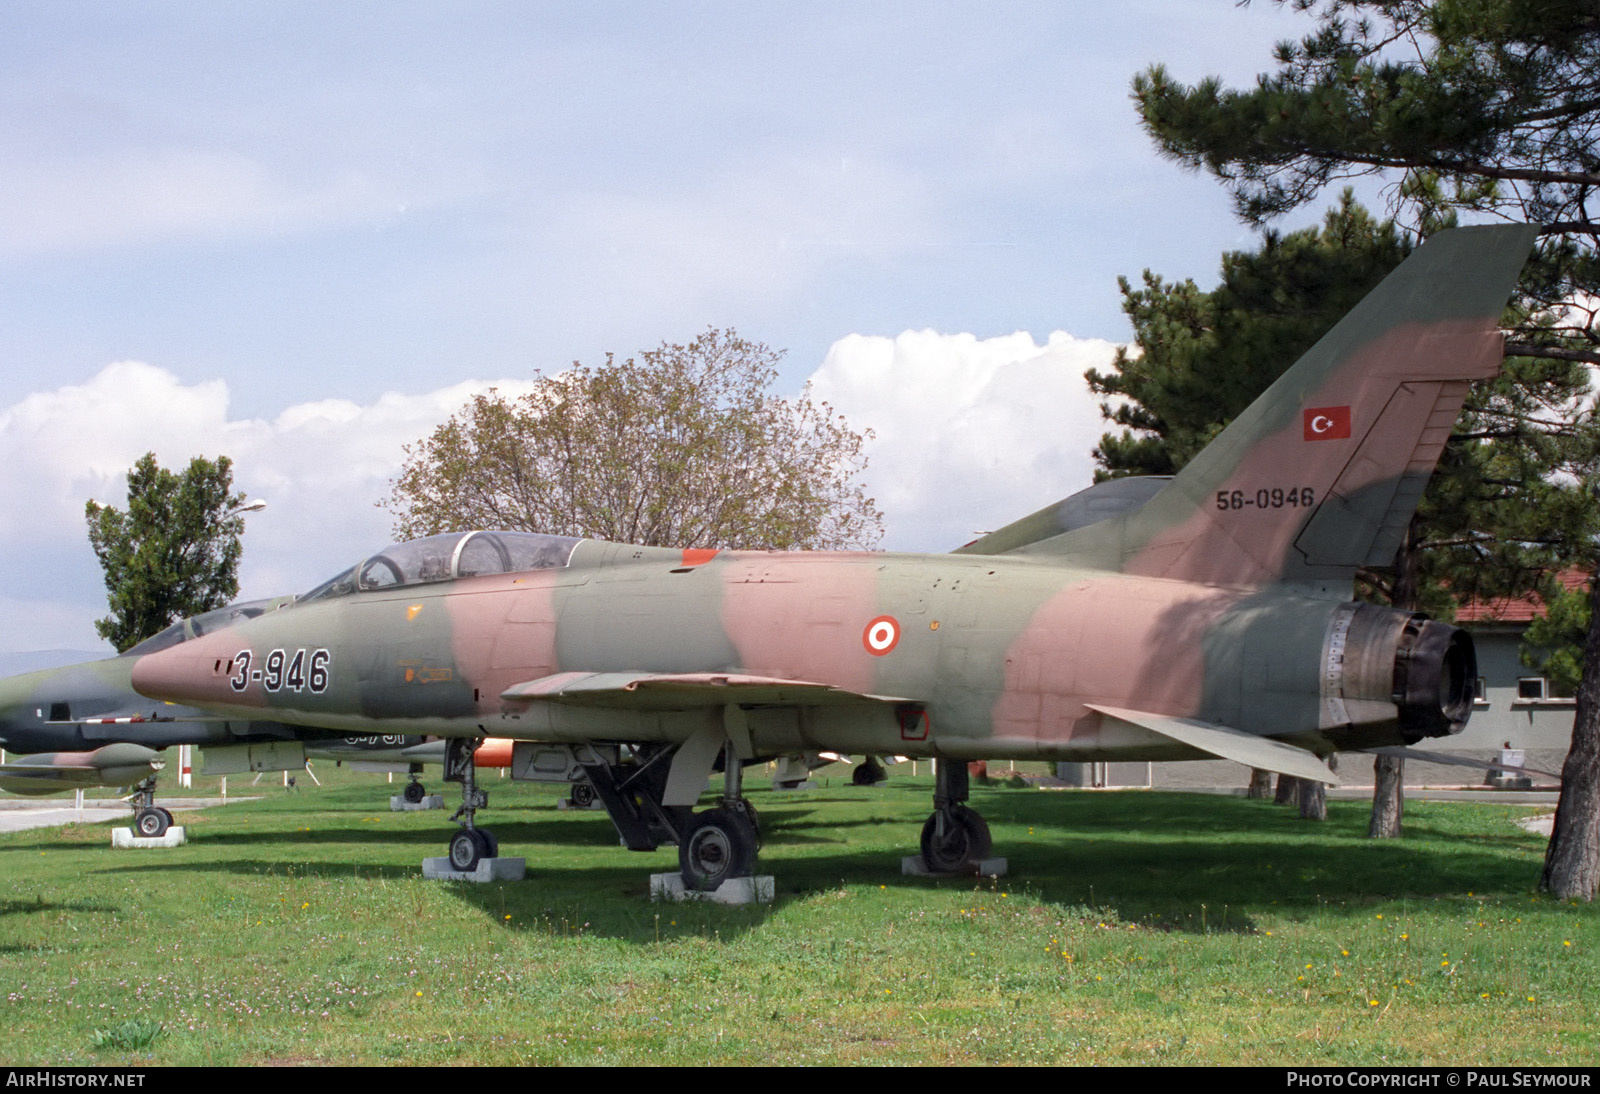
1086, 704, 1338, 784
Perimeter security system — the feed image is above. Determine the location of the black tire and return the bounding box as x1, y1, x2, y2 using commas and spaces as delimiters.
403, 781, 426, 804
134, 809, 169, 839
679, 808, 758, 891
156, 807, 175, 830
731, 799, 763, 849
919, 806, 992, 873
448, 829, 486, 872
479, 828, 499, 859
852, 758, 886, 786
570, 781, 595, 808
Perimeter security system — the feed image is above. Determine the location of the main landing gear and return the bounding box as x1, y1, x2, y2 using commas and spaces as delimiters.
574, 738, 762, 892
443, 738, 496, 871
129, 775, 173, 839
678, 752, 761, 891
919, 758, 992, 874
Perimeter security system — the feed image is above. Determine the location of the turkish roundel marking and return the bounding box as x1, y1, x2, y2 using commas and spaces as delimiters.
1303, 406, 1351, 441
862, 616, 900, 656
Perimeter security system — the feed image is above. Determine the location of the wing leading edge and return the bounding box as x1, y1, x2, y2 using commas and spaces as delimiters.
501, 671, 913, 711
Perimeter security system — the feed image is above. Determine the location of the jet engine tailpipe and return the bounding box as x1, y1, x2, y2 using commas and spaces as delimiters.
1392, 616, 1475, 740
1326, 605, 1476, 742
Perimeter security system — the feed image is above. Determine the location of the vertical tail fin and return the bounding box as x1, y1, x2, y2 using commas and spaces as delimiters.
1022, 224, 1537, 588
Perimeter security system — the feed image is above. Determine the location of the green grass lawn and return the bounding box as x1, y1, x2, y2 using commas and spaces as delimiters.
0, 767, 1594, 1066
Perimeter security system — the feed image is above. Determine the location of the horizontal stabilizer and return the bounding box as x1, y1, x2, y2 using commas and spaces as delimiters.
501, 671, 911, 711
1366, 745, 1563, 782
1086, 704, 1338, 784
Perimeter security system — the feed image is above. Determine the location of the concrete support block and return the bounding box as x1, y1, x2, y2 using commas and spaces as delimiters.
420, 856, 526, 882
390, 794, 445, 811
650, 872, 774, 904
900, 855, 1007, 878
111, 827, 187, 849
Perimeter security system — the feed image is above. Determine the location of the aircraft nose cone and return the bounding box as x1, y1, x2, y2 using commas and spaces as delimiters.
130, 636, 235, 707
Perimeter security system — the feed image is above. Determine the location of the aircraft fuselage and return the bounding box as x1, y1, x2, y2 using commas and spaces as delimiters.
130, 541, 1468, 764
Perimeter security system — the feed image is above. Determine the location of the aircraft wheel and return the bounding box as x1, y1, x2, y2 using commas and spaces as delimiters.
852, 758, 886, 786
570, 781, 596, 808
134, 809, 170, 839
156, 807, 175, 830
403, 781, 426, 804
448, 829, 489, 872
679, 808, 757, 891
919, 806, 991, 874
731, 799, 763, 849
479, 828, 499, 859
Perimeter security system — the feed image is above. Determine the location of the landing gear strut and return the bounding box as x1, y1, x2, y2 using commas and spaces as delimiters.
678, 744, 759, 891
573, 734, 762, 892
576, 743, 692, 852
443, 738, 495, 871
919, 759, 991, 874
129, 775, 172, 838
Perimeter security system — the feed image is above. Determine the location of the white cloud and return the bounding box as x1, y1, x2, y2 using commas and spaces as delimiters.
0, 335, 1126, 651
0, 145, 472, 260
0, 362, 538, 652
807, 329, 1121, 551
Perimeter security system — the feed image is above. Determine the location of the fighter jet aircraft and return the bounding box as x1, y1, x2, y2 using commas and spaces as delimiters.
0, 600, 460, 833
130, 225, 1537, 889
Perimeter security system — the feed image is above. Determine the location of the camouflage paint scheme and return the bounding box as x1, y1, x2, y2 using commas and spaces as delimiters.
0, 636, 440, 792
126, 226, 1536, 879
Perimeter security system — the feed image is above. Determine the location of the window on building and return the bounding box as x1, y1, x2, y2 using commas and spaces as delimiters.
1517, 677, 1548, 701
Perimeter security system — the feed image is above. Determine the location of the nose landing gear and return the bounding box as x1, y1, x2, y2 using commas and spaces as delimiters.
441, 738, 496, 873
915, 759, 998, 876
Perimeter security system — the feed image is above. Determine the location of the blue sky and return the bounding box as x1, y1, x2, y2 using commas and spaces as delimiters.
0, 2, 1370, 654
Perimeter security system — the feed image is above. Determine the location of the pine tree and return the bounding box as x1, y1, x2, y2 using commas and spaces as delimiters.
86, 453, 248, 652
1132, 0, 1600, 895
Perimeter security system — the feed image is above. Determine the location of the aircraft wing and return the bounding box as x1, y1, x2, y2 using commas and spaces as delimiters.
0, 744, 165, 795
1086, 704, 1339, 784
501, 671, 913, 711
47, 711, 228, 725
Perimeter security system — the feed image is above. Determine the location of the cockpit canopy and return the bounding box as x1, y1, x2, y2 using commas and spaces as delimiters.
124, 597, 284, 657
300, 531, 582, 602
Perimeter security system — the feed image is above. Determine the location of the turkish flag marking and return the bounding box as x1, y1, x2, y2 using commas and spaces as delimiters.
1303, 406, 1351, 441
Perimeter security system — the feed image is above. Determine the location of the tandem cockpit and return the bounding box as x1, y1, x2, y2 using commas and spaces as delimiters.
124, 596, 293, 657
299, 531, 583, 602
128, 532, 584, 656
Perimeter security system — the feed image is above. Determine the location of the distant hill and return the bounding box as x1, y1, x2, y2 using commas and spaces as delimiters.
0, 650, 112, 677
